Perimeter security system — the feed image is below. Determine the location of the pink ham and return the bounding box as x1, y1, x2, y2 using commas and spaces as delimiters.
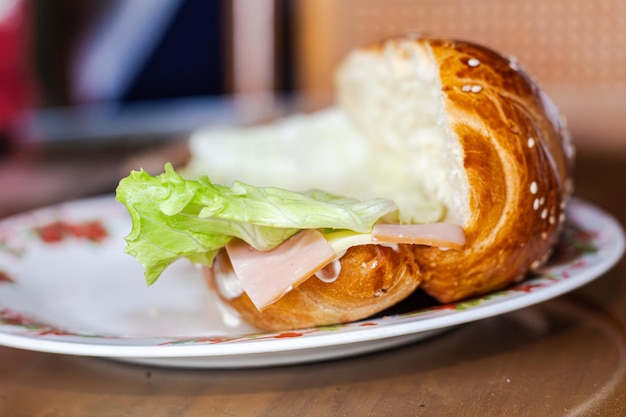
372, 223, 466, 250
225, 229, 337, 311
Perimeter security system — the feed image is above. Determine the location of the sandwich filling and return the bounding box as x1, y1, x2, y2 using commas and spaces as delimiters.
116, 39, 470, 311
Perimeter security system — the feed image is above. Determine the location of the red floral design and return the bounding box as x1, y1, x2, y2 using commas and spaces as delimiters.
513, 282, 546, 293
0, 308, 121, 339
35, 329, 80, 337
0, 308, 46, 329
0, 270, 14, 284
35, 220, 108, 244
273, 331, 305, 338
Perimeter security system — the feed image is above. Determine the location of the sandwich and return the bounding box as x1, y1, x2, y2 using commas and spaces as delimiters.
116, 35, 574, 331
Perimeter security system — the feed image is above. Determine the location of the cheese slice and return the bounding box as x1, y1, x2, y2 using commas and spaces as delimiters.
325, 223, 466, 254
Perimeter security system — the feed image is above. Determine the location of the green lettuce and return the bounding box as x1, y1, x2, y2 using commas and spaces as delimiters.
116, 163, 398, 285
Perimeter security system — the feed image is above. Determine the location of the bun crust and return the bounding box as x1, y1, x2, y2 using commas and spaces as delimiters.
204, 36, 573, 330
412, 38, 573, 302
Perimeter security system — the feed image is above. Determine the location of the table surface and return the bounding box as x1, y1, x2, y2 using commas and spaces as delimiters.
0, 134, 625, 417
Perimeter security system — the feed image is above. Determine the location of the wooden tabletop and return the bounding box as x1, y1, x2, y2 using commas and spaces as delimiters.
1, 137, 625, 416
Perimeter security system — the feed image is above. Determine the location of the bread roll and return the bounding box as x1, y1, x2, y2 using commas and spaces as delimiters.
202, 35, 574, 330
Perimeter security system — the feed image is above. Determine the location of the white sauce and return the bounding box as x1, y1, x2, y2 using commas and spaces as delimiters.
213, 256, 244, 300
315, 259, 342, 283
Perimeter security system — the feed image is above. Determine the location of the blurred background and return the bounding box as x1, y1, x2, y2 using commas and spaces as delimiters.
1, 0, 625, 214
2, 0, 626, 146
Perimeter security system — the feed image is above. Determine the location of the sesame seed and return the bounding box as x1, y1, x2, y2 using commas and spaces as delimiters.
530, 181, 538, 194
541, 208, 548, 219
530, 260, 541, 270
468, 58, 480, 67
533, 198, 540, 210
539, 197, 545, 206
528, 138, 535, 148
549, 215, 555, 225
541, 232, 548, 239
462, 84, 483, 93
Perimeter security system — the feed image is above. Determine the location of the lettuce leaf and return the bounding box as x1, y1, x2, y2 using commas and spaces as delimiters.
116, 163, 398, 285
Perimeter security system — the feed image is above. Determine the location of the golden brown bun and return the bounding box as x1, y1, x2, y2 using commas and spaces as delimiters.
409, 38, 573, 302
205, 244, 420, 331
335, 35, 573, 303
203, 35, 573, 330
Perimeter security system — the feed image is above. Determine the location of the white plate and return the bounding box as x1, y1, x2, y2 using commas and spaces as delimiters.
0, 197, 623, 368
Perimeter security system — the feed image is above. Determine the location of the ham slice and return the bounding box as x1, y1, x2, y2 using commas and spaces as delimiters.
372, 223, 466, 250
225, 229, 337, 311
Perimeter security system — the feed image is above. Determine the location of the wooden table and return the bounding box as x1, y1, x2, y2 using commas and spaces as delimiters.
0, 136, 625, 416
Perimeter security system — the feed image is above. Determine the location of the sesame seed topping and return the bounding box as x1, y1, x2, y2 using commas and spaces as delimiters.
462, 84, 483, 93
549, 215, 555, 225
468, 58, 480, 67
541, 232, 548, 240
530, 181, 538, 194
533, 198, 540, 210
528, 138, 535, 148
530, 260, 541, 270
541, 208, 548, 219
539, 197, 545, 206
